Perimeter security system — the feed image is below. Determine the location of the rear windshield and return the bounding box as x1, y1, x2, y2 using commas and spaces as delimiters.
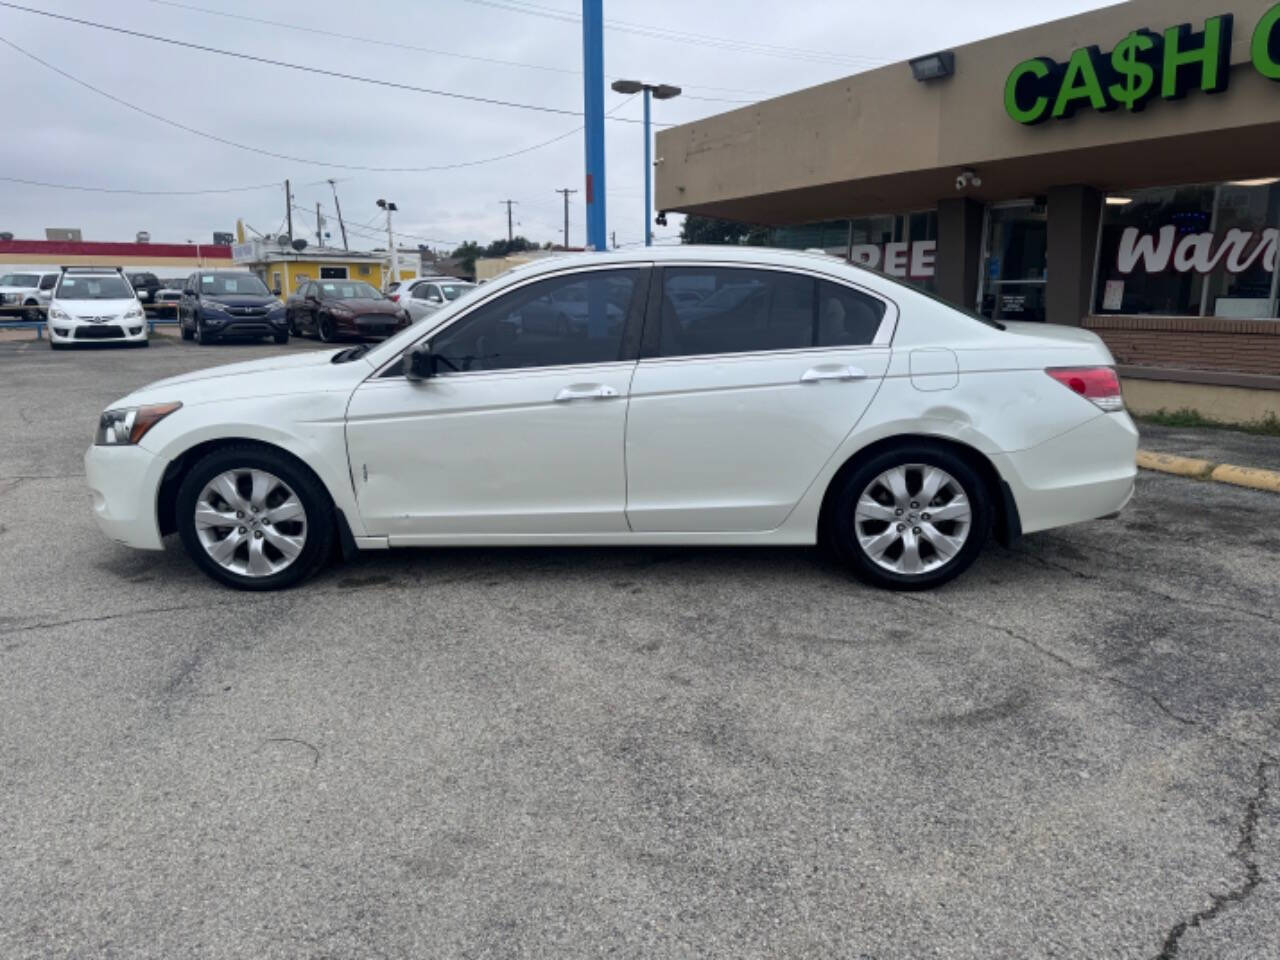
322, 281, 382, 300
200, 273, 269, 296
55, 275, 133, 300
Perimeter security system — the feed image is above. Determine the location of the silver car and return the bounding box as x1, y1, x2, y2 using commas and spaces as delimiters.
395, 277, 476, 322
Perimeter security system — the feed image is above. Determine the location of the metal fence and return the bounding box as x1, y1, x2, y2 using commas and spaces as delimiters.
0, 302, 179, 339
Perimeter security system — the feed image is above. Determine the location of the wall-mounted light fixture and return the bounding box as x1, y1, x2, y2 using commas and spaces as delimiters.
909, 51, 955, 82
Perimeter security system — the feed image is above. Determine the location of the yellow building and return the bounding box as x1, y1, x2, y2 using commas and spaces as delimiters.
232, 239, 419, 300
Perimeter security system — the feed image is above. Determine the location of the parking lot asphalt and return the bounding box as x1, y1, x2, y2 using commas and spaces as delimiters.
1, 334, 1277, 960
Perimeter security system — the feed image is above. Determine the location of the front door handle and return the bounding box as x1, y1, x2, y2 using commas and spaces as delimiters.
554, 383, 619, 402
800, 365, 867, 383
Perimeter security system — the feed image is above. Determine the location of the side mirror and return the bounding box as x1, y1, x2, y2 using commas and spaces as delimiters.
403, 343, 437, 382
272, 287, 282, 297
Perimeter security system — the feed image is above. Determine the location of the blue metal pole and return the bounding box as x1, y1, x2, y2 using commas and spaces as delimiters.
582, 0, 606, 251
644, 87, 652, 247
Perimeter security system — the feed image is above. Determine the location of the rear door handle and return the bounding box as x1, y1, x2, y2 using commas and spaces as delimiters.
554, 383, 619, 402
800, 365, 867, 383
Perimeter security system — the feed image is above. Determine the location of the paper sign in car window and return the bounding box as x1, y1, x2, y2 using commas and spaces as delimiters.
201, 276, 214, 284
323, 283, 336, 291
225, 280, 239, 292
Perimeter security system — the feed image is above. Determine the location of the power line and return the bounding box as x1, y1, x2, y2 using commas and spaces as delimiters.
0, 2, 664, 125
138, 0, 764, 102
457, 0, 892, 68
0, 37, 604, 173
0, 174, 283, 196
290, 203, 461, 248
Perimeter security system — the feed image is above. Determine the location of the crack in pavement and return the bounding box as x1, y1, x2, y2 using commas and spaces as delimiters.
264, 736, 321, 767
907, 595, 1204, 730
1153, 757, 1277, 959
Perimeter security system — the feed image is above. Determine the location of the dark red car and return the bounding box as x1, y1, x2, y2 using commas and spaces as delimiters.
286, 279, 411, 342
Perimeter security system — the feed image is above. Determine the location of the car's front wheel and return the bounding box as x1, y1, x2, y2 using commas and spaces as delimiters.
317, 313, 335, 343
176, 445, 334, 591
826, 443, 991, 591
196, 317, 216, 345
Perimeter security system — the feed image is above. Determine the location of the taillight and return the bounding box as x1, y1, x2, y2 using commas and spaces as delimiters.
1046, 366, 1124, 412
390, 294, 400, 302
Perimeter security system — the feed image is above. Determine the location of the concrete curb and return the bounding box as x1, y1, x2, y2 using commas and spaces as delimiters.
1137, 449, 1280, 494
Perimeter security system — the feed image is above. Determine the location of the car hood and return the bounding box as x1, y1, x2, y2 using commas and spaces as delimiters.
119, 348, 373, 408
329, 298, 400, 314
203, 294, 280, 308
54, 298, 138, 314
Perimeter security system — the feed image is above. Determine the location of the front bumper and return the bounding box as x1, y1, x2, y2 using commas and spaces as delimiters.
992, 412, 1139, 535
84, 444, 167, 550
201, 311, 287, 339
346, 314, 408, 338
48, 320, 148, 344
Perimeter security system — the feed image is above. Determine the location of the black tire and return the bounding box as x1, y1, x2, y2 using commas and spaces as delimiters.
49, 340, 64, 350
180, 322, 194, 341
824, 442, 992, 591
317, 313, 338, 343
196, 317, 216, 345
135, 340, 150, 348
273, 331, 289, 345
176, 444, 335, 591
287, 314, 298, 336
23, 302, 42, 323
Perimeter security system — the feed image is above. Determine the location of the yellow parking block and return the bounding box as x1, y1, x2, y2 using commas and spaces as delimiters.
1209, 464, 1280, 494
1136, 450, 1216, 479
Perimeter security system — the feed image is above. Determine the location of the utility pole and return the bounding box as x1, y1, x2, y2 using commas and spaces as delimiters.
328, 179, 348, 251
555, 188, 577, 249
315, 202, 324, 247
499, 199, 518, 243
284, 179, 293, 242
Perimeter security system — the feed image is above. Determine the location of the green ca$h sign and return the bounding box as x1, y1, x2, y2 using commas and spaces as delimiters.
1004, 4, 1280, 124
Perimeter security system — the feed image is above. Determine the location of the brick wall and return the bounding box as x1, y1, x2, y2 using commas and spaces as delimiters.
1083, 316, 1280, 377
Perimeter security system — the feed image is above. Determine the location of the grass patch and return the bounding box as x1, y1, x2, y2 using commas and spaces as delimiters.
1137, 407, 1280, 437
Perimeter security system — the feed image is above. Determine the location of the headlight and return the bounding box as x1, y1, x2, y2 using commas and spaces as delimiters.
95, 402, 182, 446
123, 306, 144, 319
201, 299, 228, 314
49, 306, 71, 321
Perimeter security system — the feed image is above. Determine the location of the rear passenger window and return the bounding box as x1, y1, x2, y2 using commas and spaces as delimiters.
816, 280, 886, 347
656, 268, 883, 358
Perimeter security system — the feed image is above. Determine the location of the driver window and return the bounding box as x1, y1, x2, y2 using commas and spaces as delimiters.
429, 269, 640, 373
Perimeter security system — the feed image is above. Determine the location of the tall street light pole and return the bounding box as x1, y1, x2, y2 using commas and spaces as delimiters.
582, 0, 606, 251
376, 198, 398, 287
610, 80, 681, 246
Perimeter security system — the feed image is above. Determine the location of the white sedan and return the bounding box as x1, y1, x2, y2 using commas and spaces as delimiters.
84, 247, 1136, 591
394, 276, 476, 321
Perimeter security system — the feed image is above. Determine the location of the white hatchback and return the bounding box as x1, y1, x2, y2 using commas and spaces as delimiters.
48, 268, 148, 348
84, 247, 1137, 591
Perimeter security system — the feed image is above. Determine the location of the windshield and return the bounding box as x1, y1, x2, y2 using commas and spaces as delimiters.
200, 273, 269, 297
321, 281, 382, 300
2, 273, 39, 287
55, 275, 134, 300
439, 283, 474, 301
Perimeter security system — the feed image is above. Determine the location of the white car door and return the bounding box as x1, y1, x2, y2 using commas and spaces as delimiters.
345, 266, 648, 540
625, 265, 893, 533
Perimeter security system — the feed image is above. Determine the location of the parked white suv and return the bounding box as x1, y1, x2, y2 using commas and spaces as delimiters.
395, 276, 476, 321
0, 270, 58, 321
47, 268, 148, 349
84, 247, 1137, 591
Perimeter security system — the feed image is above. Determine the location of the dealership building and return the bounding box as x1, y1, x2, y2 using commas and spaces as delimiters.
655, 0, 1280, 420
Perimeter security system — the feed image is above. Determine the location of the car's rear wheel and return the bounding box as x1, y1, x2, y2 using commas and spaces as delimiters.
176, 446, 334, 591
22, 301, 41, 322
826, 443, 991, 591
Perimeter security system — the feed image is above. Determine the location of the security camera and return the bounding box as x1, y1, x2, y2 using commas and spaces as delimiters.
955, 169, 982, 191
655, 211, 668, 227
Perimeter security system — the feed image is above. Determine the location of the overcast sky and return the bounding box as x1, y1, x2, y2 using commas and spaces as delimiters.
0, 0, 1114, 253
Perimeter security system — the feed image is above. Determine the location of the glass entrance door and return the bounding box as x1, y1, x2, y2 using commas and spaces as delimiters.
979, 201, 1048, 323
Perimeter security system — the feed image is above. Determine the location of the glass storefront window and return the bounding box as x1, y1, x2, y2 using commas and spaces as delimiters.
980, 202, 1048, 322
772, 212, 938, 293
1094, 180, 1279, 318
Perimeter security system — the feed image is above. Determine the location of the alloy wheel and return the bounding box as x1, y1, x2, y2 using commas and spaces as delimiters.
193, 469, 308, 577
853, 464, 972, 576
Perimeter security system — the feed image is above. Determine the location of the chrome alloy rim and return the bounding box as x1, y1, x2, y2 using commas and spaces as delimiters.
194, 469, 307, 577
854, 464, 972, 576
